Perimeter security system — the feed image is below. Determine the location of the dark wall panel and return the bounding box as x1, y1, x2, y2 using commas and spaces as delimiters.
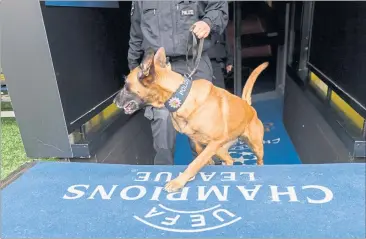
309, 2, 366, 108
40, 1, 131, 132
283, 77, 351, 164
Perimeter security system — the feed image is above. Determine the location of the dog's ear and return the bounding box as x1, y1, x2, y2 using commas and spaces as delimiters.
138, 48, 155, 86
154, 47, 167, 68
140, 48, 155, 76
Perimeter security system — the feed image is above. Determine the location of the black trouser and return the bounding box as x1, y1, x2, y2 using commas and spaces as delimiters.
211, 59, 226, 89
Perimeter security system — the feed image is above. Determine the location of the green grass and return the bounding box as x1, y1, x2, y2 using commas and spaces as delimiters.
1, 117, 58, 180
1, 117, 32, 180
2, 90, 63, 181
2, 102, 12, 111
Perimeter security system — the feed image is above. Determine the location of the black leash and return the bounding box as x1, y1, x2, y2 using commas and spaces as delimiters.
185, 25, 204, 79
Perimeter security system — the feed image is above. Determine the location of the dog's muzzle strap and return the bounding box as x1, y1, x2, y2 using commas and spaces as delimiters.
164, 76, 193, 112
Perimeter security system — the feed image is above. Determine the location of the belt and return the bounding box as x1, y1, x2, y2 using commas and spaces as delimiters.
168, 53, 207, 62
167, 56, 186, 62
210, 58, 224, 63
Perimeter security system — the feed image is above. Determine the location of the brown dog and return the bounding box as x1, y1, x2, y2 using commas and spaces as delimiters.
114, 47, 268, 192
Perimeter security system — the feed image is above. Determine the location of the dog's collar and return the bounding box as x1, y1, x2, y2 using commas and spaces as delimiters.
164, 75, 192, 112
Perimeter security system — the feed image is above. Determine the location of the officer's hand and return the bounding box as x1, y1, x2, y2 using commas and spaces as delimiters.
226, 65, 233, 73
192, 21, 211, 39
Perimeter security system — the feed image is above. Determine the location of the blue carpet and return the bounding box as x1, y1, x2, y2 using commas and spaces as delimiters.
2, 162, 365, 238
174, 98, 301, 165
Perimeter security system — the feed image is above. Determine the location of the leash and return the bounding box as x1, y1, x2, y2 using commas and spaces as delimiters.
185, 25, 204, 79
164, 26, 204, 112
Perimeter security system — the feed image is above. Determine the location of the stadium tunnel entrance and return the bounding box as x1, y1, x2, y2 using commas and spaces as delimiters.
1, 1, 365, 165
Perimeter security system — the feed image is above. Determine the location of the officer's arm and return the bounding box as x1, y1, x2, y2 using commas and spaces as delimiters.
128, 2, 143, 70
225, 29, 234, 66
201, 1, 229, 35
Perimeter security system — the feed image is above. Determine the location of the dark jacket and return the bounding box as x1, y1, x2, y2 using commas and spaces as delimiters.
207, 29, 233, 66
128, 1, 229, 70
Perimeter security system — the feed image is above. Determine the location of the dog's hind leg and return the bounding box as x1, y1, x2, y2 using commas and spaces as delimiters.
215, 140, 236, 166
215, 148, 234, 166
240, 118, 265, 166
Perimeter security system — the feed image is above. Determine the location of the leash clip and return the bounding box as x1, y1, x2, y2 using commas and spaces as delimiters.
183, 73, 193, 81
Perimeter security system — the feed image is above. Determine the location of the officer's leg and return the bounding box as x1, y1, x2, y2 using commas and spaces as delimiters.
144, 106, 176, 165
211, 60, 226, 89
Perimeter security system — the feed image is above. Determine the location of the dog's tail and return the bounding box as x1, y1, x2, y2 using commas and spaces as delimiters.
241, 62, 269, 105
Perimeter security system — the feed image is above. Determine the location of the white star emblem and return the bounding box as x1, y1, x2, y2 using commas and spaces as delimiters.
168, 97, 181, 109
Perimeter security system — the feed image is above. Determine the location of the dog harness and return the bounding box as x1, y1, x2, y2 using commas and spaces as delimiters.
164, 76, 192, 112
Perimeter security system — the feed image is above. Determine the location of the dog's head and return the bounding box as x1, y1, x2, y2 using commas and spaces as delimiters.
114, 47, 173, 114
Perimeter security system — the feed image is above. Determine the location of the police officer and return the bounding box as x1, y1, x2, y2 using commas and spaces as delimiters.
128, 1, 229, 165
207, 29, 233, 89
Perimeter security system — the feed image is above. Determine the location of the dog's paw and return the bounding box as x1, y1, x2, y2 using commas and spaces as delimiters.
164, 179, 185, 193
223, 160, 234, 166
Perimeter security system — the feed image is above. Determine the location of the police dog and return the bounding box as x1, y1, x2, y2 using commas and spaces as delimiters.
114, 47, 268, 192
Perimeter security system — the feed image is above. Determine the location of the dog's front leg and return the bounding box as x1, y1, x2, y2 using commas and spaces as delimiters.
164, 141, 222, 192
192, 140, 215, 166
